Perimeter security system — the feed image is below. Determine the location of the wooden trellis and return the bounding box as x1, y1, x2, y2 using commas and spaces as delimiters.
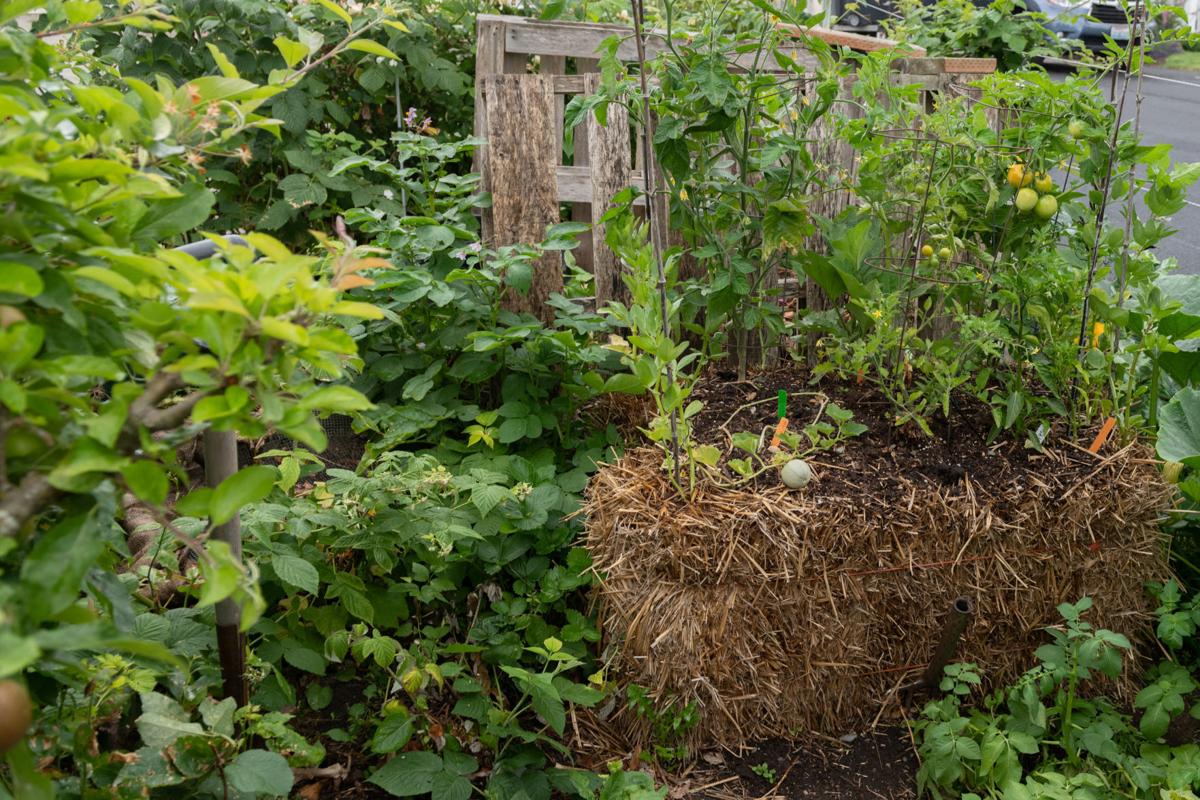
473, 14, 996, 322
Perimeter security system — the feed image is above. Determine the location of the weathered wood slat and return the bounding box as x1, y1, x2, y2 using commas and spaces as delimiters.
483, 74, 563, 324
474, 18, 507, 242
585, 73, 633, 306
556, 165, 645, 205
570, 57, 601, 273
499, 15, 672, 62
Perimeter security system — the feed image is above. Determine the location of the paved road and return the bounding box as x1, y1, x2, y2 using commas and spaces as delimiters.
1066, 65, 1200, 272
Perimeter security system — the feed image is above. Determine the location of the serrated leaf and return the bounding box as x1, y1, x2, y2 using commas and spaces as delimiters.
369, 751, 443, 796
272, 554, 319, 593
225, 750, 294, 797
471, 484, 510, 516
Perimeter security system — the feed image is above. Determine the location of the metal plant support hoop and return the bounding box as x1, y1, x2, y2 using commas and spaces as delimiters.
859, 127, 1030, 372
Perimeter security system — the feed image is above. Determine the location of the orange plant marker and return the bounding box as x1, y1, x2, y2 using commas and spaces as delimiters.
1088, 416, 1116, 454
770, 417, 790, 449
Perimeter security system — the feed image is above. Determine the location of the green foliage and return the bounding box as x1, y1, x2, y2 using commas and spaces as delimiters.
575, 0, 841, 378
915, 599, 1200, 800
807, 52, 1200, 443
886, 0, 1072, 71
626, 684, 699, 764
80, 0, 480, 245
749, 762, 776, 783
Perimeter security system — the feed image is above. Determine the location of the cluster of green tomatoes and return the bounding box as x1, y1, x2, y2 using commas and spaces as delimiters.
1008, 161, 1058, 220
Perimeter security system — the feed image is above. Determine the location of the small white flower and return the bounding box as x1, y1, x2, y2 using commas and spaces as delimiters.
383, 189, 394, 200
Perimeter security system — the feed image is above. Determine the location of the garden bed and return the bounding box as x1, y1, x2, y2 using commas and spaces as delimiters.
584, 367, 1172, 748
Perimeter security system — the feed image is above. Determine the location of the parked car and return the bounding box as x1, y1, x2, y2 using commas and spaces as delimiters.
1025, 1, 1132, 51
827, 1, 1131, 52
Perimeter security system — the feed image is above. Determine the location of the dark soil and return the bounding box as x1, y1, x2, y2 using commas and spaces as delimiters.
689, 728, 918, 799
690, 365, 1092, 500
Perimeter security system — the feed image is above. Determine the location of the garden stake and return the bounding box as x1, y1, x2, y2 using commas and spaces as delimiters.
777, 390, 787, 421
1077, 0, 1142, 355
918, 596, 974, 692
204, 429, 249, 706
630, 0, 681, 484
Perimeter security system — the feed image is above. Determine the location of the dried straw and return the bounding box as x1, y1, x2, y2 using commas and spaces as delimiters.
584, 442, 1171, 748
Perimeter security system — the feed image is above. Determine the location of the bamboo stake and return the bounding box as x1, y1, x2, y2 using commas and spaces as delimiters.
630, 0, 681, 483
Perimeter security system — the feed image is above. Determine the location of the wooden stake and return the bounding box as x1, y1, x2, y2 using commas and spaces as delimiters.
204, 429, 248, 706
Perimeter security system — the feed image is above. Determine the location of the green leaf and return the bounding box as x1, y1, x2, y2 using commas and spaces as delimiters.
0, 322, 44, 372
371, 715, 414, 754
132, 183, 215, 248
210, 465, 278, 525
297, 385, 372, 412
430, 771, 472, 800
273, 36, 311, 69
0, 632, 41, 677
135, 692, 204, 748
528, 673, 565, 735
272, 554, 319, 594
206, 44, 240, 79
471, 484, 510, 516
278, 173, 327, 208
122, 461, 169, 506
346, 39, 400, 61
0, 263, 43, 297
21, 512, 106, 622
225, 750, 294, 797
369, 751, 443, 796
315, 0, 353, 25
1157, 387, 1200, 469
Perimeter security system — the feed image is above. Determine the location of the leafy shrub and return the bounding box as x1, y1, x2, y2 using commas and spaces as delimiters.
916, 598, 1200, 800
82, 0, 479, 244
886, 0, 1071, 71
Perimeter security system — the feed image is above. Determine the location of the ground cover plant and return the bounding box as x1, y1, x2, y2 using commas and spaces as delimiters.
4, 0, 1200, 798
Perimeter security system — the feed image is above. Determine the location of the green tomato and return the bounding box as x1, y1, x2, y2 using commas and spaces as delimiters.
1035, 194, 1058, 220
1015, 187, 1039, 213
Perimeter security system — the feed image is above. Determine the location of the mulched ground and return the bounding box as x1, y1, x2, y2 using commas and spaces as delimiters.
684, 728, 918, 800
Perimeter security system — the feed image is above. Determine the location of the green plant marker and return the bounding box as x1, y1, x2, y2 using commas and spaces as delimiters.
778, 390, 787, 420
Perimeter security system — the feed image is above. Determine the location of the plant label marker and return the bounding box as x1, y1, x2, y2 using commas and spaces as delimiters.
770, 417, 789, 450
1088, 416, 1116, 454
778, 390, 787, 421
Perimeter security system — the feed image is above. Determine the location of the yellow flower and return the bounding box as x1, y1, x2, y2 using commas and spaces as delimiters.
679, 188, 688, 202
789, 108, 799, 122
1091, 321, 1105, 348
871, 309, 883, 319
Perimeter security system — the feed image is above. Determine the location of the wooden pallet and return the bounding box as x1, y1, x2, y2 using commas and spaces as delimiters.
473, 14, 997, 320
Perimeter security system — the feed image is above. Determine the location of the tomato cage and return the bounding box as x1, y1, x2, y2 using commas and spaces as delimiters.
855, 127, 1031, 366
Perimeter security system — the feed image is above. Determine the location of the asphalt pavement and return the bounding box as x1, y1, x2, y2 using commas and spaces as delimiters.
1055, 64, 1200, 272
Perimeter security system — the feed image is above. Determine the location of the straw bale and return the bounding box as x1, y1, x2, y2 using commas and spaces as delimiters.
584, 443, 1171, 747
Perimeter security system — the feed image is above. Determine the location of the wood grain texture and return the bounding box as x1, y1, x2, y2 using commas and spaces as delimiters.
570, 57, 600, 273
484, 73, 563, 323
474, 17, 506, 242
585, 73, 633, 306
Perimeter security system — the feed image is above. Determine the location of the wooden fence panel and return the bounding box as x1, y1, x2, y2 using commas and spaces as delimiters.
585, 73, 633, 306
483, 73, 563, 323
473, 14, 997, 327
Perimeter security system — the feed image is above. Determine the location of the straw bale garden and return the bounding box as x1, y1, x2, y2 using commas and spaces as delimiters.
6, 0, 1200, 798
